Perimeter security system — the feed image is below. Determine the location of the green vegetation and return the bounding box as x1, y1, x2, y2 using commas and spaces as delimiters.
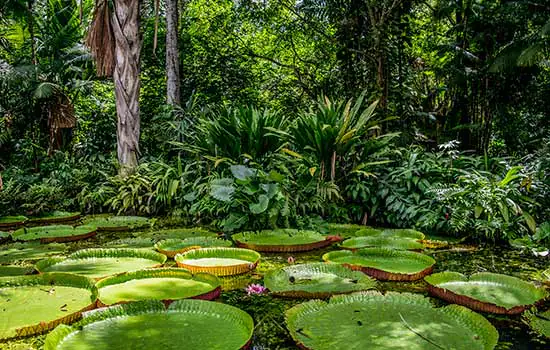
11, 225, 96, 243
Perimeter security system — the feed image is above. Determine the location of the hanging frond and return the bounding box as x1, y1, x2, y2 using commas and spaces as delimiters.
85, 0, 115, 77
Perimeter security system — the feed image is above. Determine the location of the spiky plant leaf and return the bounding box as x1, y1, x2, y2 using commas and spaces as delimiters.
45, 299, 254, 350
285, 291, 498, 350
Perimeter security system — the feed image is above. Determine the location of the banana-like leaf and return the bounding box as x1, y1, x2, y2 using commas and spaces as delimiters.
96, 268, 221, 306
233, 229, 336, 252
155, 237, 232, 258
265, 263, 376, 298
28, 211, 81, 225
0, 273, 97, 339
322, 248, 435, 281
45, 299, 254, 350
524, 309, 550, 339
425, 271, 548, 314
341, 236, 424, 251
35, 248, 167, 280
83, 216, 151, 232
11, 225, 97, 243
175, 247, 260, 276
285, 291, 498, 350
0, 216, 28, 229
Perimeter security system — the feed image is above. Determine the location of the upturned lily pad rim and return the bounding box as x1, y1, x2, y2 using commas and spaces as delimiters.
0, 272, 97, 339
354, 228, 426, 240
155, 237, 232, 258
35, 248, 168, 279
425, 271, 548, 314
28, 211, 81, 224
233, 229, 334, 252
175, 247, 260, 276
285, 291, 498, 350
264, 262, 376, 298
95, 268, 221, 306
322, 248, 436, 281
11, 225, 97, 243
44, 299, 254, 350
83, 216, 151, 231
0, 216, 28, 228
340, 236, 424, 251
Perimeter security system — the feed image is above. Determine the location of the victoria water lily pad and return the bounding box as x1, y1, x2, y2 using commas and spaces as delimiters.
175, 247, 260, 276
136, 227, 218, 240
84, 216, 151, 231
11, 225, 97, 243
0, 216, 28, 229
354, 228, 426, 240
155, 237, 232, 258
96, 268, 221, 306
0, 265, 34, 277
327, 224, 369, 237
264, 263, 376, 298
104, 238, 155, 249
0, 242, 67, 264
341, 236, 424, 251
285, 291, 498, 350
524, 309, 550, 339
35, 248, 167, 280
322, 248, 435, 281
233, 229, 338, 252
0, 273, 97, 339
28, 211, 81, 225
424, 271, 548, 314
44, 299, 254, 350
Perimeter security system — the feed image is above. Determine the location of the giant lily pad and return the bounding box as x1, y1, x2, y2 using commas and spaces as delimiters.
233, 229, 339, 252
0, 265, 34, 277
35, 248, 167, 280
0, 242, 67, 264
0, 216, 28, 229
0, 273, 97, 339
354, 228, 426, 240
322, 248, 435, 281
264, 263, 376, 298
96, 268, 221, 306
155, 237, 232, 258
285, 291, 498, 350
175, 247, 260, 276
525, 309, 550, 339
45, 300, 254, 350
28, 211, 81, 225
341, 236, 424, 251
11, 225, 97, 243
104, 238, 155, 249
424, 271, 548, 314
136, 227, 218, 240
84, 216, 151, 232
327, 224, 368, 237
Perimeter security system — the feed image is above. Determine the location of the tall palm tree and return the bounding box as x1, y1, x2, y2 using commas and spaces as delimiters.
86, 0, 140, 175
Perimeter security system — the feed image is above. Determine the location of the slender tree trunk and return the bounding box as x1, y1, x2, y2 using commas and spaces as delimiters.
166, 0, 181, 105
112, 0, 141, 175
27, 0, 37, 65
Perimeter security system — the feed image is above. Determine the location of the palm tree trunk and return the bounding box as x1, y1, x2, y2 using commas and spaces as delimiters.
112, 0, 141, 175
166, 0, 181, 105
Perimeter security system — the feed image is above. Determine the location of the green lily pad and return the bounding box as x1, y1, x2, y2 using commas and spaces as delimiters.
11, 225, 97, 243
285, 291, 498, 350
0, 273, 97, 339
525, 309, 550, 339
96, 268, 221, 306
322, 248, 435, 281
175, 247, 260, 276
83, 216, 151, 232
341, 236, 424, 251
327, 224, 369, 237
104, 238, 155, 249
425, 271, 548, 314
0, 231, 9, 242
45, 300, 254, 350
28, 211, 81, 225
264, 263, 376, 298
35, 248, 167, 280
354, 228, 426, 240
155, 237, 232, 258
233, 229, 336, 252
136, 227, 218, 240
0, 216, 28, 229
0, 265, 34, 277
0, 242, 67, 264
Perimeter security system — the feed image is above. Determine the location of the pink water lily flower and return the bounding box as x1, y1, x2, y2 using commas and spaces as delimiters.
245, 283, 267, 295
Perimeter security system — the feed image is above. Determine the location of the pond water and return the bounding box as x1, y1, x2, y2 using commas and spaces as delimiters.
0, 228, 548, 349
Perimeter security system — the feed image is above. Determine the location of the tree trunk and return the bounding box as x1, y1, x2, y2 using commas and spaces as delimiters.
166, 0, 181, 105
27, 0, 37, 65
112, 0, 141, 175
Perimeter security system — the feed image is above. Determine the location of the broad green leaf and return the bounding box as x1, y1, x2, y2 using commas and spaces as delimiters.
249, 194, 269, 214
230, 165, 256, 181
